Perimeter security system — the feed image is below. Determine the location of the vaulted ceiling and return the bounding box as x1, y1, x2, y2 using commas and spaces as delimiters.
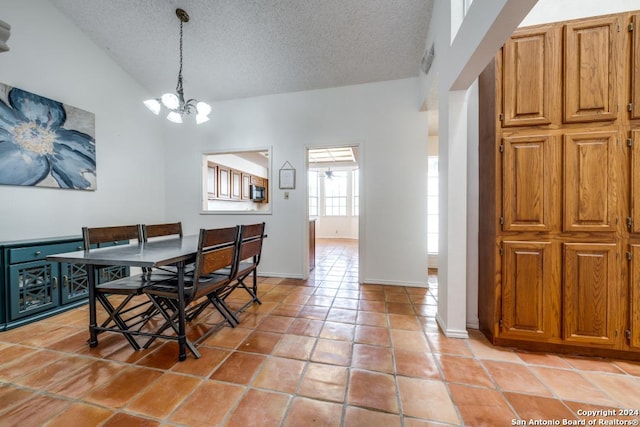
50, 0, 433, 102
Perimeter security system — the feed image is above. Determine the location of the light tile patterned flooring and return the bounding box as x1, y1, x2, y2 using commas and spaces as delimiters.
1, 238, 640, 426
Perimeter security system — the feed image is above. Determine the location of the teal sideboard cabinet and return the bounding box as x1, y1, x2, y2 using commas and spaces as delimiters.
0, 236, 130, 331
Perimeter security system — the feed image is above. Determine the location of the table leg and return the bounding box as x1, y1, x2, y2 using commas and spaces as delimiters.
177, 261, 187, 361
88, 264, 98, 347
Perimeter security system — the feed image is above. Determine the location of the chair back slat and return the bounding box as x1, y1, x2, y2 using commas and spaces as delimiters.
200, 245, 236, 277
241, 223, 265, 240
239, 238, 262, 261
143, 222, 183, 241
189, 226, 240, 301
201, 226, 239, 249
83, 225, 141, 249
238, 222, 265, 262
193, 226, 240, 283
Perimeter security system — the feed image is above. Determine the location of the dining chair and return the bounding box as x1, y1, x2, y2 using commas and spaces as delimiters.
82, 224, 150, 350
140, 222, 187, 280
141, 226, 241, 358
219, 222, 266, 315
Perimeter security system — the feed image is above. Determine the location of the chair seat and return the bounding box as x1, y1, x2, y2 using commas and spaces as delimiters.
144, 273, 230, 300
143, 267, 195, 283
95, 273, 148, 295
217, 262, 253, 277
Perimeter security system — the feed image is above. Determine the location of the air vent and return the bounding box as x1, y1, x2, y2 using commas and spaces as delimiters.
0, 19, 10, 53
420, 43, 435, 75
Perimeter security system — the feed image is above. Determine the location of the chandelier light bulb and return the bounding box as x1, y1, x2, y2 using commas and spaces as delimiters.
196, 114, 210, 124
166, 111, 183, 123
161, 93, 180, 110
196, 102, 211, 116
143, 99, 161, 115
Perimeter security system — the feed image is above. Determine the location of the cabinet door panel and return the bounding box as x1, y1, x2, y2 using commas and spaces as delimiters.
503, 134, 557, 231
563, 243, 617, 345
502, 25, 559, 127
9, 261, 60, 320
61, 262, 89, 303
630, 245, 640, 349
564, 16, 620, 123
218, 166, 230, 199
631, 15, 640, 120
501, 241, 557, 339
563, 131, 616, 232
631, 130, 640, 233
207, 163, 217, 199
242, 174, 251, 200
231, 170, 241, 200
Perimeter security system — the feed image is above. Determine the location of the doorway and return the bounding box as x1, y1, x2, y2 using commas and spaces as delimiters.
306, 144, 362, 283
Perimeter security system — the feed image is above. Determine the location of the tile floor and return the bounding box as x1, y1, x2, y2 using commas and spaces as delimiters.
1, 238, 640, 426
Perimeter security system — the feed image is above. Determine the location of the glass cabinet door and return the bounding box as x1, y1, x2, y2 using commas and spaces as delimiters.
8, 260, 60, 320
61, 262, 89, 303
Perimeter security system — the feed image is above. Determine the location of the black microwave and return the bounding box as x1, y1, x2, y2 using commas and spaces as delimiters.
250, 184, 266, 201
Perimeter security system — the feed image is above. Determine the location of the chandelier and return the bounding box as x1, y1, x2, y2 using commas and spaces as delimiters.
144, 8, 211, 124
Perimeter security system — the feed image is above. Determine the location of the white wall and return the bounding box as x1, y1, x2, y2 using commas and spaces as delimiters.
164, 78, 429, 286
0, 0, 166, 241
316, 217, 359, 239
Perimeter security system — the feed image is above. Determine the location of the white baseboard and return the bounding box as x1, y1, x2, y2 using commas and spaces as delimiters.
258, 272, 305, 279
436, 313, 469, 339
466, 320, 480, 329
362, 279, 428, 288
428, 253, 438, 269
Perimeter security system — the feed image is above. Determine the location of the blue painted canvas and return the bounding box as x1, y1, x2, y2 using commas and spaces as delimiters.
0, 83, 96, 190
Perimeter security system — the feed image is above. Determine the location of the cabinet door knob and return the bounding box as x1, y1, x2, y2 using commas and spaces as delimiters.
53, 277, 58, 289
63, 275, 69, 289
34, 251, 42, 256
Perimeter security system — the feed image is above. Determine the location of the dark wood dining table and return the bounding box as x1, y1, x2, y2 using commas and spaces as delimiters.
47, 235, 199, 361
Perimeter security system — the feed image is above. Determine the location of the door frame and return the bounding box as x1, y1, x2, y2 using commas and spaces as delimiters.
303, 141, 364, 283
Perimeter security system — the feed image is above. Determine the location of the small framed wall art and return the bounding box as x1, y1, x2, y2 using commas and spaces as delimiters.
279, 161, 296, 189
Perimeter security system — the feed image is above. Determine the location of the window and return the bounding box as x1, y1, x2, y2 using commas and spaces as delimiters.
324, 171, 348, 216
201, 149, 271, 213
352, 169, 359, 216
427, 156, 439, 253
308, 170, 319, 216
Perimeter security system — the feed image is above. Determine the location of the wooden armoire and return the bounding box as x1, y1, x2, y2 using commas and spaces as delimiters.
479, 10, 640, 359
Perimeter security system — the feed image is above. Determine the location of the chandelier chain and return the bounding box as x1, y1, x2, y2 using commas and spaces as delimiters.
176, 18, 184, 97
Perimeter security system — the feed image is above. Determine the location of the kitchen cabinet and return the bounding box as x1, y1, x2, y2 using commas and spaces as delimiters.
502, 134, 558, 231
231, 170, 242, 200
242, 173, 251, 200
0, 236, 129, 330
562, 131, 617, 232
479, 10, 640, 358
563, 15, 622, 123
206, 162, 268, 203
563, 243, 619, 346
501, 24, 560, 127
207, 163, 217, 199
218, 166, 231, 199
500, 240, 558, 341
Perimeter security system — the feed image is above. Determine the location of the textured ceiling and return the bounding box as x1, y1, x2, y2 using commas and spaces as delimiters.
49, 0, 433, 102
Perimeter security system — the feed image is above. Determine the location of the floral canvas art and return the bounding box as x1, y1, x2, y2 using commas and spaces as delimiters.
0, 83, 96, 190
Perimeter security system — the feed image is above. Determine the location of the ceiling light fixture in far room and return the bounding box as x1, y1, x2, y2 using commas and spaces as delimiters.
143, 8, 211, 124
325, 168, 333, 179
